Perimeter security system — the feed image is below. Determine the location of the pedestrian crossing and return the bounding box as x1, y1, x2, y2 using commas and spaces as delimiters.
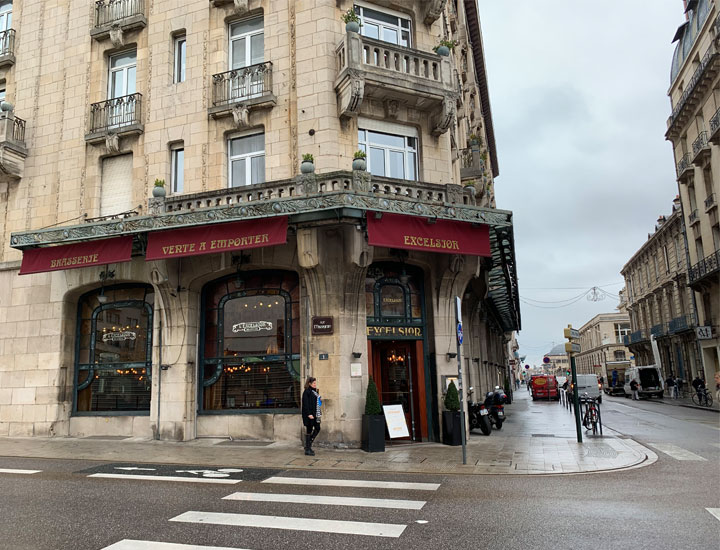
100, 472, 439, 548
647, 442, 708, 461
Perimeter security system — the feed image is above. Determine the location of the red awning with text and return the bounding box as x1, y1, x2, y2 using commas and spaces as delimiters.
19, 236, 133, 275
146, 217, 288, 261
367, 213, 490, 256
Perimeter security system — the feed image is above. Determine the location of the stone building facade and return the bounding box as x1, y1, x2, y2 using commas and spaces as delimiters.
621, 199, 702, 382
575, 312, 634, 378
666, 0, 720, 385
0, 0, 520, 444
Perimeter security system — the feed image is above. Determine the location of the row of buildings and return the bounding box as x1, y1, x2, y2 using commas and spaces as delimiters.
0, 1, 520, 444
546, 0, 719, 389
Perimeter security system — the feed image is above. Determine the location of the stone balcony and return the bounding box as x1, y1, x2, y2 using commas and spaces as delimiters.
0, 29, 16, 69
208, 63, 276, 121
692, 131, 711, 165
90, 0, 147, 44
676, 153, 693, 183
335, 33, 456, 135
706, 192, 717, 212
459, 146, 486, 181
0, 109, 28, 182
85, 93, 143, 146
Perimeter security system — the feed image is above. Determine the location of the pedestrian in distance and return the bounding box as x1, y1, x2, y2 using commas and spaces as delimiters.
630, 378, 639, 400
611, 369, 618, 388
715, 372, 720, 403
665, 373, 676, 399
692, 375, 707, 405
301, 376, 322, 456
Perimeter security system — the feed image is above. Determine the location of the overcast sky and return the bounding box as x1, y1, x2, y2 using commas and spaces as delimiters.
478, 1, 684, 366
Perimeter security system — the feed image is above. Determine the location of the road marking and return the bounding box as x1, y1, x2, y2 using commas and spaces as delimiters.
88, 473, 241, 484
223, 491, 425, 509
115, 467, 156, 471
0, 468, 41, 475
647, 443, 707, 461
261, 476, 440, 491
170, 511, 407, 538
101, 541, 251, 550
707, 508, 720, 522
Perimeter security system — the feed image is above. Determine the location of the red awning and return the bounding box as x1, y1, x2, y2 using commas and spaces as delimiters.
367, 213, 490, 257
19, 236, 133, 275
146, 217, 288, 261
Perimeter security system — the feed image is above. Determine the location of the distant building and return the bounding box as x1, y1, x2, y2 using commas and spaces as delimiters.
543, 344, 570, 376
621, 198, 701, 381
575, 313, 635, 378
666, 0, 719, 383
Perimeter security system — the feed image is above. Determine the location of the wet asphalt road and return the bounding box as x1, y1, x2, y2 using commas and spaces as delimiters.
0, 394, 718, 550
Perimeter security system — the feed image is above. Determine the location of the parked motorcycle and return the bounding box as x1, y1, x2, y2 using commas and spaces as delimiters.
467, 388, 491, 435
484, 390, 506, 429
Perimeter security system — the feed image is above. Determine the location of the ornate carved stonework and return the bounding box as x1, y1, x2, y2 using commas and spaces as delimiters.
297, 228, 319, 268
351, 170, 371, 193
339, 69, 365, 118
424, 0, 447, 26
432, 95, 456, 136
450, 254, 465, 274
233, 0, 249, 13
383, 99, 399, 120
148, 197, 165, 216
445, 184, 463, 205
109, 25, 124, 48
296, 173, 318, 195
105, 133, 120, 154
232, 104, 250, 128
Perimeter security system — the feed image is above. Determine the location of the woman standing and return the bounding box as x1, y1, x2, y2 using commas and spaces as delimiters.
301, 377, 321, 456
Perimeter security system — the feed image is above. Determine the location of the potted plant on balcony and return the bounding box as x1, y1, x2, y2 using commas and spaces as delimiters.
152, 178, 166, 198
442, 380, 462, 446
352, 150, 367, 171
300, 153, 315, 174
361, 377, 385, 452
434, 39, 457, 57
468, 133, 481, 147
342, 8, 362, 33
463, 181, 476, 191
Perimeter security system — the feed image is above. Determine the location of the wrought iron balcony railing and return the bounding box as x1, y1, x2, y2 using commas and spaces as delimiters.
689, 249, 720, 286
668, 314, 696, 334
95, 0, 145, 27
650, 324, 665, 338
676, 153, 692, 181
710, 107, 720, 143
692, 131, 710, 162
688, 209, 700, 226
629, 330, 648, 344
88, 93, 142, 135
211, 63, 274, 108
705, 193, 717, 210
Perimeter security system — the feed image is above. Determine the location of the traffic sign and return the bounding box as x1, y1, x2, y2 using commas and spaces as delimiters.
542, 357, 550, 364
563, 328, 579, 340
565, 342, 580, 353
456, 323, 463, 345
525, 365, 530, 370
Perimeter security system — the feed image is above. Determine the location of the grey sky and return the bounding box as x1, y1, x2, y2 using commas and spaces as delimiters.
478, 1, 683, 366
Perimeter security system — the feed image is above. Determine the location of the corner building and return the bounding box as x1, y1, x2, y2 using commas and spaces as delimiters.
666, 0, 719, 385
0, 0, 520, 444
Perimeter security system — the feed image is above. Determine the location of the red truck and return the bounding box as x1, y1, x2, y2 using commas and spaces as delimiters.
530, 375, 559, 401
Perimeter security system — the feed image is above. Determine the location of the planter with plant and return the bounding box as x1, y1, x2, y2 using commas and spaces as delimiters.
153, 178, 166, 198
361, 377, 385, 452
433, 39, 457, 57
341, 8, 361, 33
352, 150, 367, 171
300, 153, 315, 174
442, 380, 462, 446
468, 133, 480, 147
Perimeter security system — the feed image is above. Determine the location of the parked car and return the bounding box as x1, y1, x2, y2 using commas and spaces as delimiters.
530, 375, 559, 400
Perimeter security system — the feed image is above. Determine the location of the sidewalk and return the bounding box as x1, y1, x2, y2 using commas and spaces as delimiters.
0, 392, 656, 476
647, 392, 720, 412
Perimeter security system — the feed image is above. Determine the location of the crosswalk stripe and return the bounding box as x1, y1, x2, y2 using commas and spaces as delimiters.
647, 443, 707, 461
261, 476, 440, 491
0, 468, 41, 475
101, 541, 250, 550
170, 511, 407, 538
707, 508, 720, 522
223, 491, 425, 510
88, 473, 241, 484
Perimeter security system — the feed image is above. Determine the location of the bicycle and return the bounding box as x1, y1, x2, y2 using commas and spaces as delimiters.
581, 393, 600, 435
691, 388, 714, 407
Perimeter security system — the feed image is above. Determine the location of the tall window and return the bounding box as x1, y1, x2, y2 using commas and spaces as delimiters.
663, 245, 670, 273
0, 1, 11, 33
359, 128, 417, 180
355, 5, 411, 47
229, 132, 264, 187
75, 285, 154, 414
614, 323, 630, 343
201, 271, 300, 412
228, 17, 264, 101
109, 50, 136, 99
171, 144, 184, 194
174, 34, 186, 83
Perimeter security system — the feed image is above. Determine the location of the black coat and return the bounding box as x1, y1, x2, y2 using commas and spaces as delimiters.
302, 388, 318, 427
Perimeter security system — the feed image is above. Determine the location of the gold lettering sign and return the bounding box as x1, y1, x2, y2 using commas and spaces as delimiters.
403, 235, 460, 251
366, 325, 423, 339
49, 254, 99, 269
159, 233, 271, 257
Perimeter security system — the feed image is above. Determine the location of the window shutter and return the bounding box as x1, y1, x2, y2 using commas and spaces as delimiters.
101, 154, 133, 217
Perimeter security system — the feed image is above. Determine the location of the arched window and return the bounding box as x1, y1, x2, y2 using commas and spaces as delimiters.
201, 271, 300, 412
365, 263, 423, 325
75, 285, 154, 414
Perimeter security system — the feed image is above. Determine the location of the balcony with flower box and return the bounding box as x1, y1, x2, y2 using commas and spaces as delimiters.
335, 33, 456, 135
208, 63, 276, 121
90, 0, 147, 43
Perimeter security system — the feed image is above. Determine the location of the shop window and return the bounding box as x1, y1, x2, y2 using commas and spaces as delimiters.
201, 271, 300, 412
75, 285, 154, 414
